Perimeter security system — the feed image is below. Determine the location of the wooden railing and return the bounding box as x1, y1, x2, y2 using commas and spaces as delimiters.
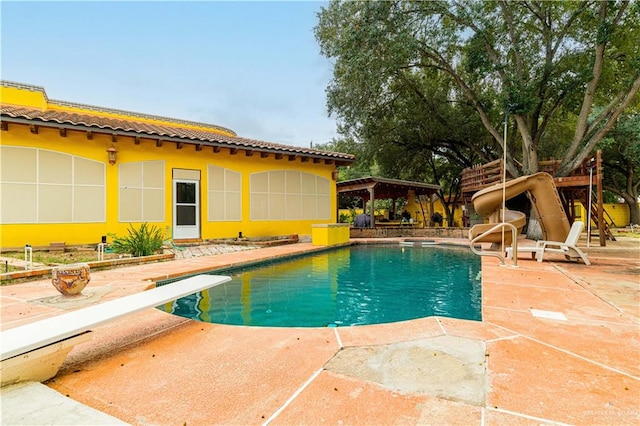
538, 158, 593, 178
461, 159, 505, 194
461, 154, 600, 194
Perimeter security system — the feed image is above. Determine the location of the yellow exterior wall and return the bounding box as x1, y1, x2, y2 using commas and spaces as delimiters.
407, 193, 466, 227
0, 85, 48, 109
1, 124, 337, 247
573, 202, 638, 227
0, 85, 340, 248
311, 224, 350, 246
1, 126, 115, 247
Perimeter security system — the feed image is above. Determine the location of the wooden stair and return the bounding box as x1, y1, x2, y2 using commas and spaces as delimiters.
578, 191, 616, 242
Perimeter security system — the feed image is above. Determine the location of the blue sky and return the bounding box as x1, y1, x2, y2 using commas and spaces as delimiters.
1, 1, 337, 147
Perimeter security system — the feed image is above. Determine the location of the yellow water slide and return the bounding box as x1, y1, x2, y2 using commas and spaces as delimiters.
469, 172, 571, 245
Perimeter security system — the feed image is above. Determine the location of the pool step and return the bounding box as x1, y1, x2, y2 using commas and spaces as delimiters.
399, 241, 437, 247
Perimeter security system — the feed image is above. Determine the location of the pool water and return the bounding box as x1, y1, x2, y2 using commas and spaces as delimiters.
158, 245, 482, 327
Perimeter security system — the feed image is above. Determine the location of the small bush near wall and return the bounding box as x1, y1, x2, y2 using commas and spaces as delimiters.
109, 223, 165, 257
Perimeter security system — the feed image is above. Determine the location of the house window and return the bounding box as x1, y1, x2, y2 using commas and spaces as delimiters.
118, 160, 165, 222
207, 165, 241, 221
0, 146, 105, 224
250, 171, 330, 220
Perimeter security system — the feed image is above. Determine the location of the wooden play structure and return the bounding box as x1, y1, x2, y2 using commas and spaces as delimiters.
461, 150, 614, 247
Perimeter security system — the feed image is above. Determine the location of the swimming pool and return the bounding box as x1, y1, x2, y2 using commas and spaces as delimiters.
158, 244, 481, 327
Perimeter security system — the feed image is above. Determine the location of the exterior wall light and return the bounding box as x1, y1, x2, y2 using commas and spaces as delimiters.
107, 145, 118, 165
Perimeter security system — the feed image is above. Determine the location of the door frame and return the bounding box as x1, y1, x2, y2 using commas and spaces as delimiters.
172, 177, 200, 240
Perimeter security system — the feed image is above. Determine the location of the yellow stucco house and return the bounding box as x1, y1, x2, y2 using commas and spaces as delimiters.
0, 81, 354, 249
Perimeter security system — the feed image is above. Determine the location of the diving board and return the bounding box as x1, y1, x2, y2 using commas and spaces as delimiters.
1, 274, 230, 386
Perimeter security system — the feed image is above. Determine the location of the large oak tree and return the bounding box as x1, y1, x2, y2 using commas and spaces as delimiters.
599, 112, 640, 224
316, 0, 640, 179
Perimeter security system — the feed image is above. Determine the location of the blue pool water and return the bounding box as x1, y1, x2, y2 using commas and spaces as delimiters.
158, 244, 482, 327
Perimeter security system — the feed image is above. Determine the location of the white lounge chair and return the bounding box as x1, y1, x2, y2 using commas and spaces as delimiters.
506, 221, 590, 265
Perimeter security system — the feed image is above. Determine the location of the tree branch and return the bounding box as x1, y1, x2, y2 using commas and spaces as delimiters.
566, 1, 609, 162
416, 45, 512, 163
499, 1, 525, 83
558, 74, 640, 175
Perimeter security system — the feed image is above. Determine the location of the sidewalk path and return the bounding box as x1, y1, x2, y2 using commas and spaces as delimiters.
165, 243, 260, 259
0, 256, 45, 269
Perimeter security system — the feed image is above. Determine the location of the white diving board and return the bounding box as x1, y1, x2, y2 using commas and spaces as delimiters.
1, 274, 231, 386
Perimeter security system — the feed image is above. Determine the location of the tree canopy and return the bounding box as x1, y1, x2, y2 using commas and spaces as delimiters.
315, 0, 640, 179
599, 112, 640, 224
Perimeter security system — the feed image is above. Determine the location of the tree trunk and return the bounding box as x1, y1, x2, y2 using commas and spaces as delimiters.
526, 208, 543, 240
623, 195, 640, 226
445, 208, 455, 228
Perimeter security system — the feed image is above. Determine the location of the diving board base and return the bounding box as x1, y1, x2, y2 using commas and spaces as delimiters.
0, 274, 231, 387
1, 331, 92, 387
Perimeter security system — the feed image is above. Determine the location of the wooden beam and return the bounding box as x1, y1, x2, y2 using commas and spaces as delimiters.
213, 146, 221, 153
0, 122, 7, 131
59, 128, 67, 137
196, 144, 203, 152
30, 125, 38, 134
245, 150, 253, 157
337, 182, 378, 193
176, 142, 184, 149
369, 186, 376, 228
597, 150, 605, 247
275, 153, 283, 160
324, 159, 335, 165
230, 148, 238, 155
554, 176, 591, 187
301, 157, 309, 162
313, 158, 321, 163
260, 152, 269, 158
86, 131, 93, 140
156, 140, 163, 147
112, 134, 117, 143
288, 155, 297, 161
134, 136, 141, 145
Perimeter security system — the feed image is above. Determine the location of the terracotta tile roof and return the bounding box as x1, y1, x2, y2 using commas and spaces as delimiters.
1, 80, 238, 135
0, 105, 355, 165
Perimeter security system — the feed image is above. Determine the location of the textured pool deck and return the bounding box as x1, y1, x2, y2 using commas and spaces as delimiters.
1, 237, 639, 425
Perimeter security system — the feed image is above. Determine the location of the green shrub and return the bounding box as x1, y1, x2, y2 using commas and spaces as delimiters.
338, 210, 357, 224
338, 212, 351, 223
108, 223, 165, 257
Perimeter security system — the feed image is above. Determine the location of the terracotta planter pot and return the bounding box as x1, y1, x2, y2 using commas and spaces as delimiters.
51, 263, 91, 296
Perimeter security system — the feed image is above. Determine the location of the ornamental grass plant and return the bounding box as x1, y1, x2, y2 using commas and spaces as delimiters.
109, 223, 165, 257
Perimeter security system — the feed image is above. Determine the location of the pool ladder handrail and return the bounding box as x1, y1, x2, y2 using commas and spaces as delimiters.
469, 222, 518, 267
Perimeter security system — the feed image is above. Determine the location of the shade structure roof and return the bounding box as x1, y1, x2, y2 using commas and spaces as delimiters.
337, 176, 440, 199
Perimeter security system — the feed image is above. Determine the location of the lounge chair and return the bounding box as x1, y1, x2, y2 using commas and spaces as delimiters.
506, 221, 590, 265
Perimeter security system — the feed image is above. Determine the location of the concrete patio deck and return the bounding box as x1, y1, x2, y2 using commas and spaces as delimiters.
1, 237, 638, 425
